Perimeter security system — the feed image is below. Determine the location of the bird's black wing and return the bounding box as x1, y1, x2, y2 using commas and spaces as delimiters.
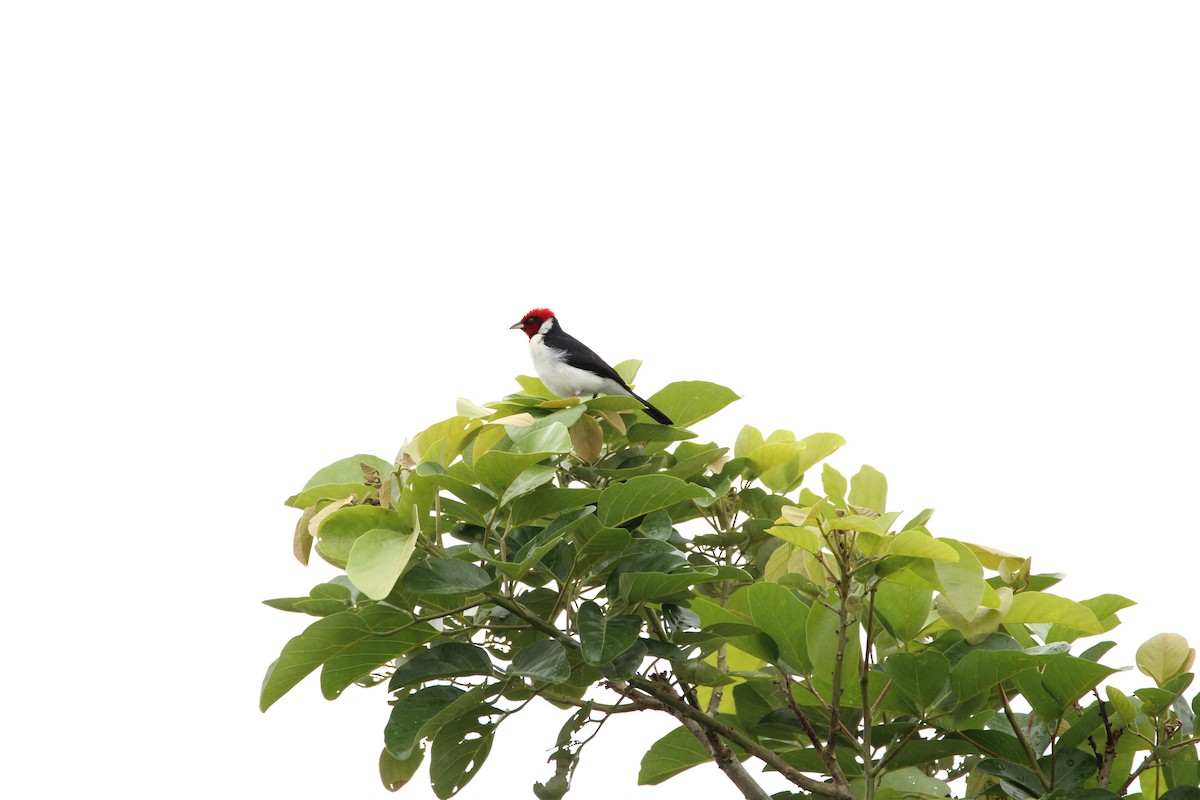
544, 327, 631, 389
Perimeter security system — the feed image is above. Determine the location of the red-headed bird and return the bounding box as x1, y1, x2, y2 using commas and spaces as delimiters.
510, 308, 673, 426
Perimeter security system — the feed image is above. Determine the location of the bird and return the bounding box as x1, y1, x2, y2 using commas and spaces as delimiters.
510, 308, 674, 425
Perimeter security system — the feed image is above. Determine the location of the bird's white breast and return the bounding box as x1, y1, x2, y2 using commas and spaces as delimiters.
529, 324, 625, 398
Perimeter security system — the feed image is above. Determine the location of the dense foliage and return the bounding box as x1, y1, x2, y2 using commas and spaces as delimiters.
262, 368, 1200, 799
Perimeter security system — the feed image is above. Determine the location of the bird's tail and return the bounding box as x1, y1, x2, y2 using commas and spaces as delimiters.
629, 392, 673, 426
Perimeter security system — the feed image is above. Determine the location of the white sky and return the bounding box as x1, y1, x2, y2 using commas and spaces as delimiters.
3, 3, 1198, 798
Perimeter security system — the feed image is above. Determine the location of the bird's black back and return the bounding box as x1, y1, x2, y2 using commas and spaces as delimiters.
543, 320, 631, 389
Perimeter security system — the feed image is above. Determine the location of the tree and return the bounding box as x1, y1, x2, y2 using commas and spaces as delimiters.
261, 369, 1200, 799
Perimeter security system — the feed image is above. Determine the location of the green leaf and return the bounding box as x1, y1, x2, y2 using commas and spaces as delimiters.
618, 567, 726, 605
507, 488, 600, 528
614, 359, 642, 384
570, 519, 632, 576
412, 472, 496, 517
1006, 592, 1104, 634
474, 451, 556, 494
298, 454, 393, 492
638, 724, 714, 784
404, 559, 494, 595
766, 525, 822, 552
690, 594, 779, 663
430, 715, 495, 799
626, 423, 697, 444
379, 745, 425, 792
1107, 686, 1138, 727
497, 508, 596, 580
582, 395, 645, 411
746, 442, 802, 472
822, 463, 847, 501
975, 758, 1044, 800
599, 638, 647, 680
741, 581, 811, 673
874, 579, 934, 643
261, 610, 410, 711
734, 425, 764, 459
884, 651, 951, 714
287, 482, 373, 510
890, 529, 960, 562
321, 616, 439, 699
949, 648, 1037, 704
509, 416, 579, 452
849, 464, 887, 512
410, 416, 485, 466
1161, 790, 1200, 800
577, 601, 642, 666
510, 640, 571, 684
673, 657, 735, 687
314, 505, 409, 568
807, 598, 858, 684
499, 463, 557, 506
346, 529, 419, 600
930, 538, 985, 616
877, 766, 951, 799
1014, 653, 1118, 723
515, 374, 552, 397
666, 444, 728, 480
388, 642, 494, 690
385, 685, 468, 760
1049, 594, 1136, 642
790, 432, 847, 476
643, 381, 740, 428
597, 474, 708, 527
1138, 633, 1196, 686
837, 514, 885, 534
902, 509, 935, 531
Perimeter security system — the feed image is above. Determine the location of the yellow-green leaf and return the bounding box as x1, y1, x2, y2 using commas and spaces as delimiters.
1137, 632, 1196, 686
889, 530, 960, 562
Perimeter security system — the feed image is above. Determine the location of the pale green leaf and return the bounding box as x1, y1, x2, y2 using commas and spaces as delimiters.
889, 530, 960, 562
766, 525, 822, 552
734, 425, 765, 459
822, 463, 847, 501
1006, 592, 1104, 634
299, 454, 393, 492
1137, 633, 1196, 686
346, 528, 419, 600
849, 464, 887, 512
499, 463, 557, 506
315, 505, 409, 569
643, 381, 740, 428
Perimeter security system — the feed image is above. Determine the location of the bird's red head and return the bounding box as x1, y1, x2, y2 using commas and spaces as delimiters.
510, 307, 556, 338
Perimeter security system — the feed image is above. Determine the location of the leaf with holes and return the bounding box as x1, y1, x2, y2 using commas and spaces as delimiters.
385, 686, 470, 760
430, 714, 496, 799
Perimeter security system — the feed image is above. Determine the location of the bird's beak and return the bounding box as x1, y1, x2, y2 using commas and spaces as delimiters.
509, 321, 524, 330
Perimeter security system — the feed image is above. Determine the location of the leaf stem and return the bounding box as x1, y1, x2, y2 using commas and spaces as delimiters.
999, 685, 1051, 790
